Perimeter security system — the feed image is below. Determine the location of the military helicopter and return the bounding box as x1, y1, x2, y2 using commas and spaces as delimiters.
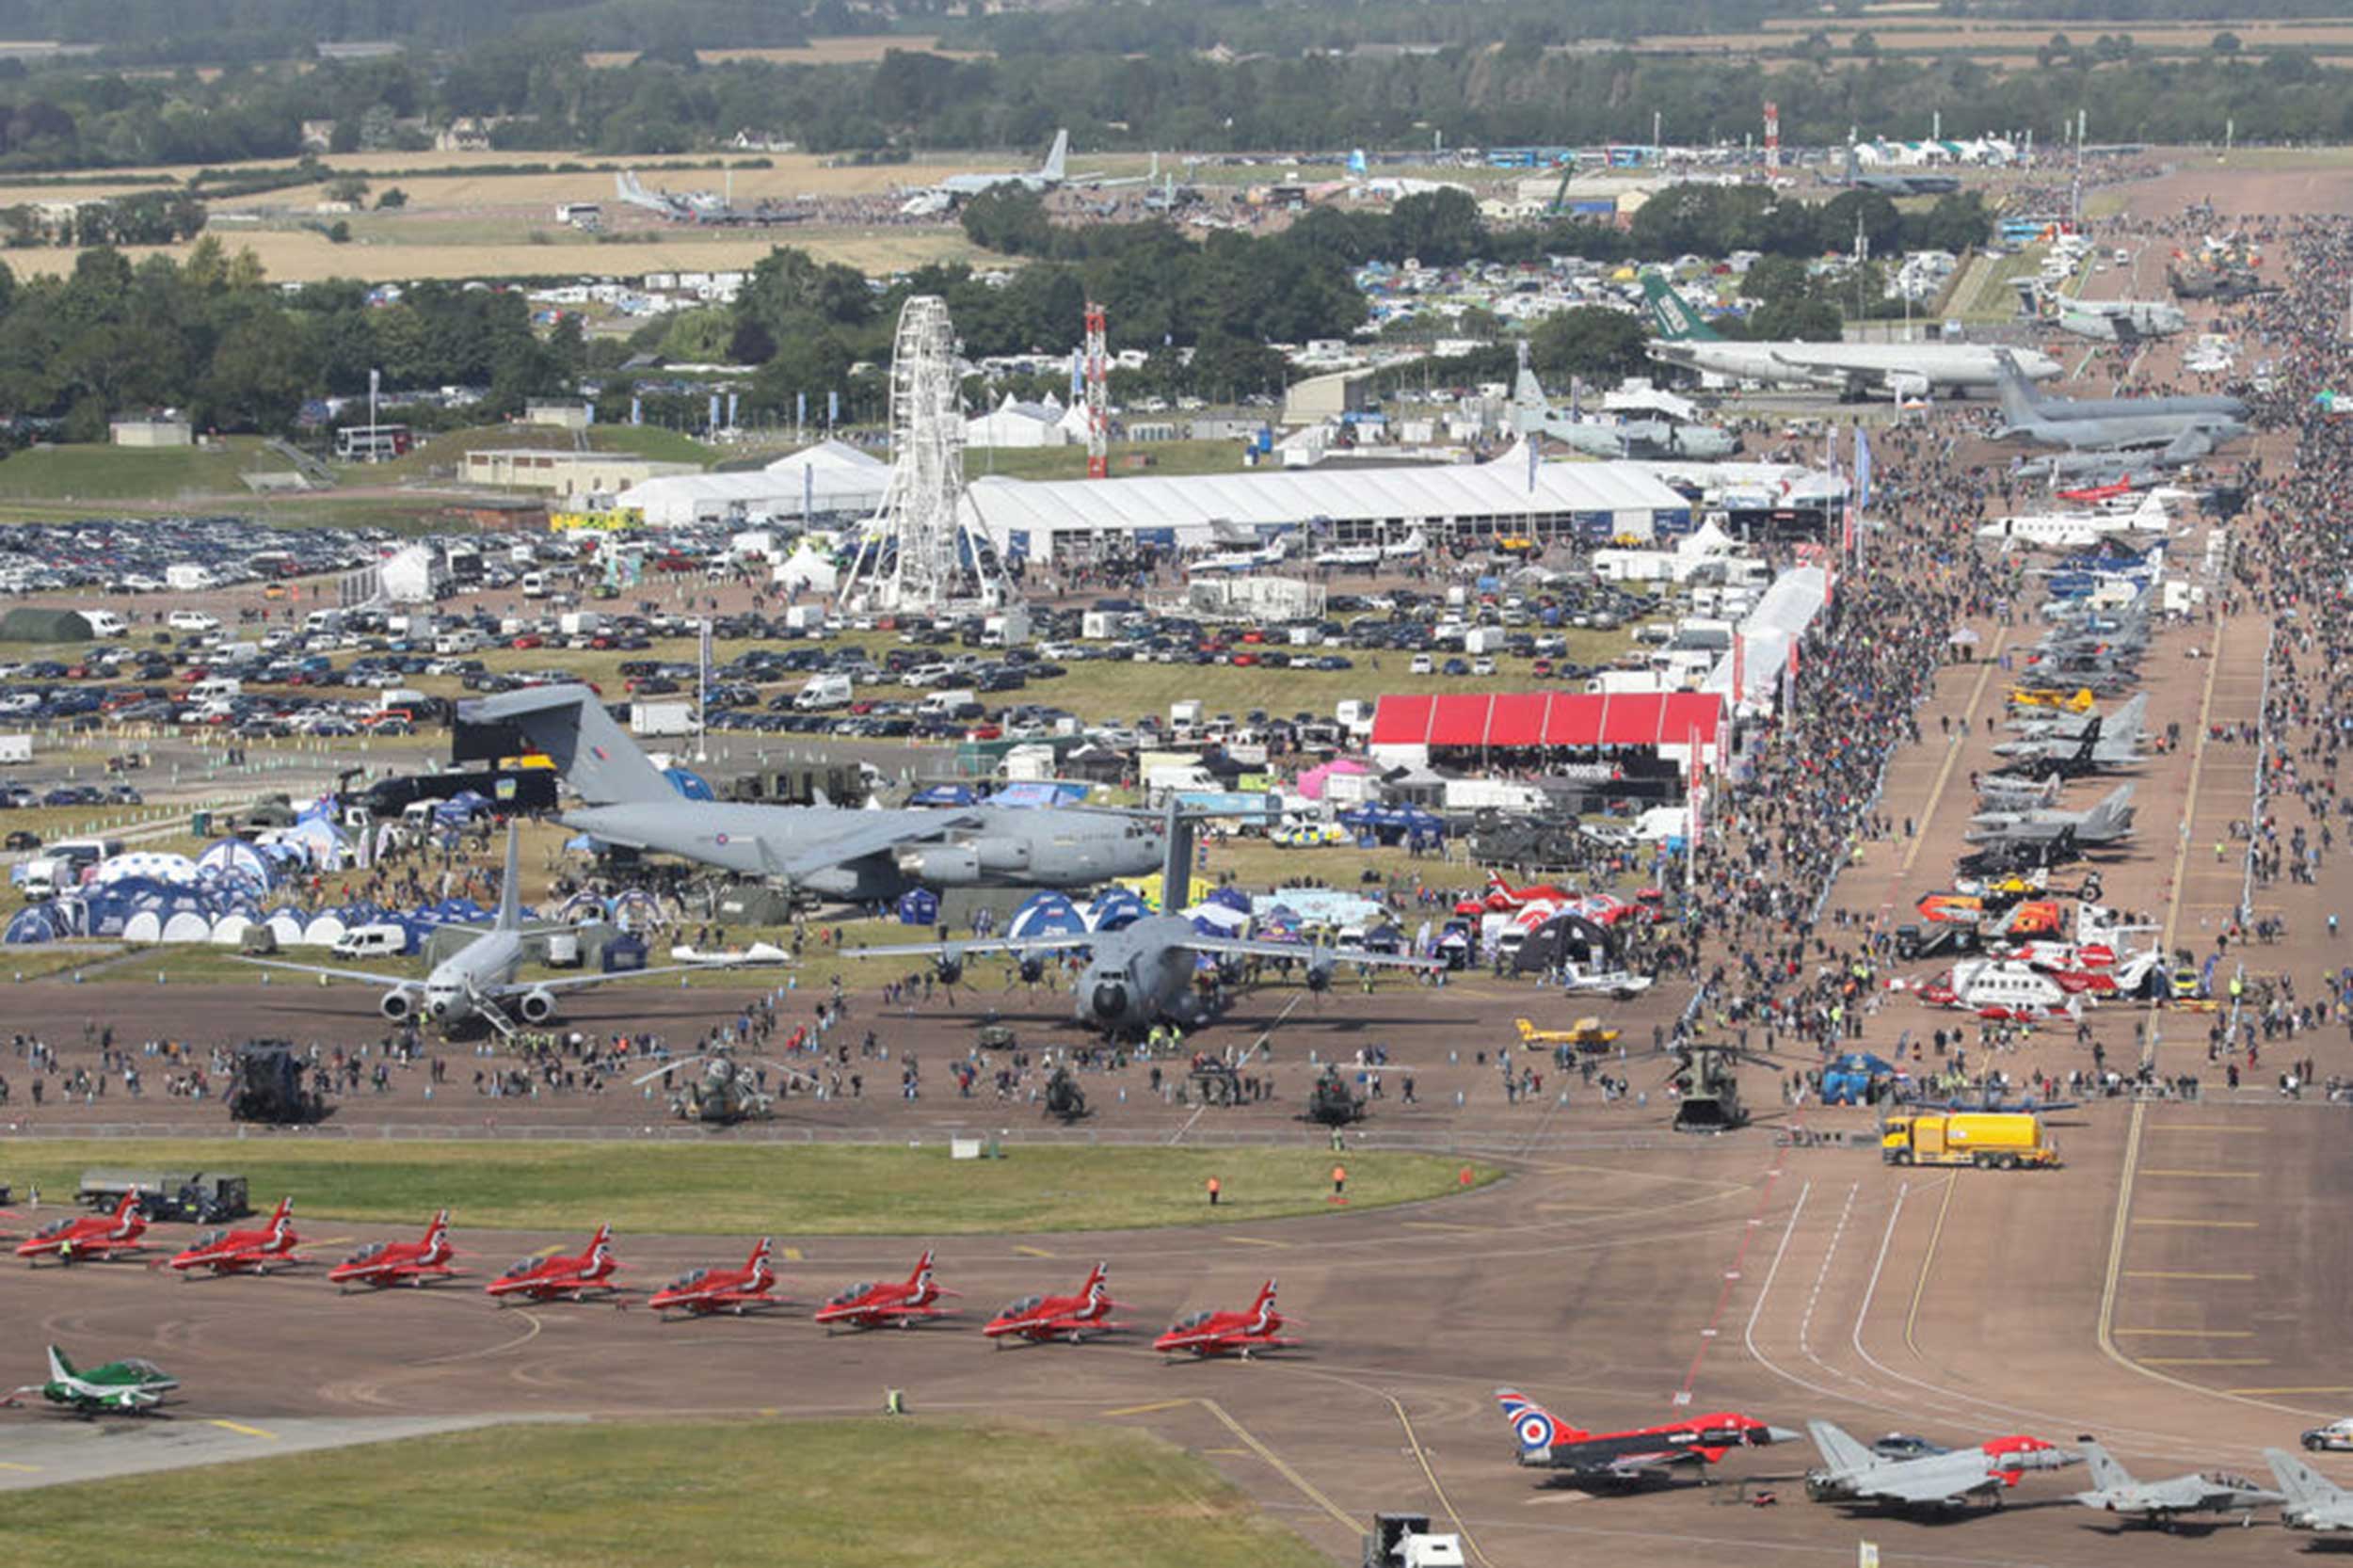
1300, 1064, 1367, 1128
632, 1046, 813, 1127
1042, 1064, 1090, 1123
1642, 1039, 1795, 1133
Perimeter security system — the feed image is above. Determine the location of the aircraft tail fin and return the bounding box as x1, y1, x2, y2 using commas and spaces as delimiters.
1252, 1278, 1277, 1312
2079, 1438, 2133, 1493
267, 1194, 294, 1231
1496, 1388, 1585, 1451
1992, 349, 2041, 429
47, 1345, 72, 1382
425, 1208, 450, 1244
113, 1192, 141, 1222
1806, 1419, 1877, 1474
1082, 1260, 1109, 1299
1041, 129, 1068, 182
462, 684, 674, 808
909, 1249, 935, 1288
2267, 1448, 2345, 1509
2107, 693, 2148, 744
1641, 273, 1718, 343
2089, 784, 2133, 838
495, 820, 521, 931
1160, 793, 1195, 913
748, 1236, 772, 1272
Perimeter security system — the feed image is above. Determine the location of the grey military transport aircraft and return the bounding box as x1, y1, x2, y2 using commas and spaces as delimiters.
839, 805, 1440, 1034
464, 684, 1166, 900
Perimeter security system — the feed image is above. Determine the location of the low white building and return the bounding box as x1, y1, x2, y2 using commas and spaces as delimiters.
613, 439, 888, 527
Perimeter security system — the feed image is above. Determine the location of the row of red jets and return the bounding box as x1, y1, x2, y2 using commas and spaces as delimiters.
17, 1206, 1295, 1357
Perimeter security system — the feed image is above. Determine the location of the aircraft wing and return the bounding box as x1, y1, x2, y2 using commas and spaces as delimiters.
1862, 1467, 2003, 1506
1765, 348, 1887, 387
762, 811, 986, 883
836, 936, 1094, 963
1178, 936, 1443, 969
489, 960, 772, 997
240, 957, 414, 987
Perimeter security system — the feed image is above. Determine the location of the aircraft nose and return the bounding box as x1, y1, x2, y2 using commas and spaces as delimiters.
1766, 1427, 1803, 1446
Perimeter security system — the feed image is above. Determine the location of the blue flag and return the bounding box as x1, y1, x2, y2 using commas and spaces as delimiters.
1854, 424, 1874, 511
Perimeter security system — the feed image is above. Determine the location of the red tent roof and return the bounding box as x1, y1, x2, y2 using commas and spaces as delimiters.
1369, 691, 1723, 749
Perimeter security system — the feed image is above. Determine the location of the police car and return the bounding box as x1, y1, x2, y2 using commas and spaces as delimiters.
2302, 1418, 2353, 1451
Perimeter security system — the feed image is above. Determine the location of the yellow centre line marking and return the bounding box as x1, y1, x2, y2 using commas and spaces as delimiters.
1401, 1222, 1483, 1233
1900, 632, 2006, 878
2230, 1386, 2353, 1397
1104, 1399, 1191, 1417
1203, 1447, 1251, 1456
1012, 1245, 1053, 1258
2138, 1169, 2259, 1178
2135, 1217, 2258, 1228
2115, 1328, 2255, 1337
2148, 1124, 2264, 1133
208, 1419, 278, 1440
2124, 1271, 2257, 1281
1904, 1173, 1958, 1359
530, 1243, 564, 1259
780, 1247, 802, 1262
1197, 1398, 1357, 1534
1222, 1235, 1284, 1249
2149, 615, 2229, 1068
2141, 1357, 2272, 1368
0, 1462, 39, 1472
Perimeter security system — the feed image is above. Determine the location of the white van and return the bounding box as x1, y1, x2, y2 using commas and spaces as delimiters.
434, 630, 481, 655
188, 677, 242, 703
520, 572, 550, 599
918, 688, 976, 718
168, 610, 220, 634
332, 924, 408, 961
795, 673, 853, 711
79, 610, 127, 638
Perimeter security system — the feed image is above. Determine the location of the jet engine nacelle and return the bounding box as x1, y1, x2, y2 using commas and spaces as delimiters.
517, 988, 558, 1025
970, 837, 1032, 873
381, 987, 419, 1022
900, 845, 981, 885
1305, 958, 1336, 993
1888, 372, 1930, 402
935, 956, 964, 987
1018, 956, 1048, 985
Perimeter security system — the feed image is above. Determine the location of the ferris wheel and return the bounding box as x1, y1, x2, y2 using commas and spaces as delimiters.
840, 296, 1014, 615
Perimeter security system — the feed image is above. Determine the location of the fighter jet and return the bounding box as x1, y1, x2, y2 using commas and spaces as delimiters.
2266, 1447, 2353, 1531
1803, 1419, 2078, 1511
242, 822, 725, 1037
1994, 352, 2245, 455
1509, 351, 1736, 459
1965, 783, 2136, 849
464, 685, 1166, 901
837, 805, 1439, 1034
1975, 772, 2066, 812
1998, 693, 2149, 755
2012, 440, 2211, 488
1988, 716, 2146, 782
2071, 1438, 2278, 1528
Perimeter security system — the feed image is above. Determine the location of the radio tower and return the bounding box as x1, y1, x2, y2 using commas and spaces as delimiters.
1764, 102, 1781, 171
1083, 299, 1110, 480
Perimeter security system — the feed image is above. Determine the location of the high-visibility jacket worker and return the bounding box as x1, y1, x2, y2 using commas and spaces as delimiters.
1331, 1164, 1347, 1200
1206, 1176, 1222, 1207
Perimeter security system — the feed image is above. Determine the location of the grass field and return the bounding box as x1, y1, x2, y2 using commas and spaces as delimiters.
6, 225, 990, 285
0, 1418, 1325, 1568
583, 34, 989, 66
0, 438, 288, 502
2, 1143, 1496, 1234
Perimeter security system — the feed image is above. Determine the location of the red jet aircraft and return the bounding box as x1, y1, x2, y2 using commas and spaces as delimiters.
812, 1250, 957, 1331
167, 1196, 299, 1276
1496, 1388, 1799, 1485
984, 1261, 1127, 1345
485, 1224, 622, 1304
328, 1210, 457, 1290
16, 1193, 147, 1266
1153, 1278, 1300, 1359
648, 1238, 785, 1318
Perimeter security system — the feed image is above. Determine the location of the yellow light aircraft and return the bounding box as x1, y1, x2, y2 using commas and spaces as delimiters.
2008, 685, 2096, 713
1515, 1016, 1621, 1050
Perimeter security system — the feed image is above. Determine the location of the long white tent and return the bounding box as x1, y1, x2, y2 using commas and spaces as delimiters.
616, 440, 889, 527
961, 443, 1694, 560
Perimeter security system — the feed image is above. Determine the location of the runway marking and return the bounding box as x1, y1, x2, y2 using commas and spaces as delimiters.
2148, 613, 2229, 1071
2134, 1217, 2257, 1228
1898, 634, 2006, 881
2124, 1271, 2257, 1281
2141, 1357, 2272, 1368
2147, 1123, 2263, 1133
780, 1247, 802, 1261
2137, 1169, 2260, 1179
1903, 1172, 1957, 1359
207, 1419, 278, 1441
1202, 1447, 1249, 1457
2228, 1386, 2353, 1397
0, 1463, 39, 1473
418, 1307, 542, 1365
1196, 1398, 1358, 1535
1221, 1235, 1284, 1249
1104, 1399, 1190, 1417
529, 1243, 564, 1259
2115, 1328, 2254, 1337
1401, 1221, 1485, 1233
1012, 1245, 1053, 1258
1382, 1389, 1492, 1568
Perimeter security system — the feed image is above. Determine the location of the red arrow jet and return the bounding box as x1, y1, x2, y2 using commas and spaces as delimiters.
167, 1196, 299, 1276
16, 1193, 148, 1265
1154, 1278, 1301, 1359
1497, 1388, 1799, 1485
485, 1224, 622, 1304
812, 1249, 958, 1331
329, 1210, 457, 1290
984, 1261, 1127, 1345
649, 1237, 786, 1318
